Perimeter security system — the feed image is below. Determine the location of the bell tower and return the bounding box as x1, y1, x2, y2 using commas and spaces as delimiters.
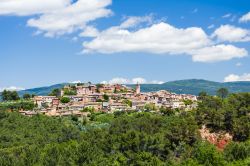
135, 83, 140, 95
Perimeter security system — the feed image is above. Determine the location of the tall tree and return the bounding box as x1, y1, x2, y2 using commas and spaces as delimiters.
1, 90, 20, 101
198, 91, 208, 100
103, 94, 109, 101
49, 89, 60, 97
23, 93, 31, 100
217, 88, 229, 99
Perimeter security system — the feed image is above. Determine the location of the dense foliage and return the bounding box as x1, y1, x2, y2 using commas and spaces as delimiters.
1, 90, 20, 101
48, 88, 61, 97
196, 93, 250, 141
64, 89, 77, 95
23, 93, 31, 100
60, 97, 70, 103
0, 92, 249, 165
0, 100, 35, 111
216, 88, 229, 99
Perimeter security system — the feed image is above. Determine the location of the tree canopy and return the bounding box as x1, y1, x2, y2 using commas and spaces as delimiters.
23, 93, 31, 100
0, 92, 249, 165
49, 88, 60, 97
1, 90, 20, 101
217, 88, 229, 99
60, 97, 70, 103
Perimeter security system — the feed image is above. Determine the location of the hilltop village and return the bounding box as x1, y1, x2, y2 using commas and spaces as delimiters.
21, 83, 198, 117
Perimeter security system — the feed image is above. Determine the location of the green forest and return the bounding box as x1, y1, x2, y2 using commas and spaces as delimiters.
0, 93, 249, 166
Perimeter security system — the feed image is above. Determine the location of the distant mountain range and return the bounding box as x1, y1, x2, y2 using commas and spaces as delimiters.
17, 83, 67, 97
132, 79, 250, 95
14, 79, 250, 97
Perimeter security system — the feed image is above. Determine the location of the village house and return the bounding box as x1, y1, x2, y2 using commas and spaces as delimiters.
131, 101, 147, 110
27, 83, 199, 117
76, 85, 91, 95
64, 95, 84, 102
84, 102, 103, 111
110, 102, 129, 112
34, 96, 58, 108
68, 102, 85, 111
170, 100, 185, 109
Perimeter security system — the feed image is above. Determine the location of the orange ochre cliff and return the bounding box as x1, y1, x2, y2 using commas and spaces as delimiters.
199, 125, 232, 150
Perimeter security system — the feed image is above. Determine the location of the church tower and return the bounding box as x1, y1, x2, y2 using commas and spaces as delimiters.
135, 83, 140, 95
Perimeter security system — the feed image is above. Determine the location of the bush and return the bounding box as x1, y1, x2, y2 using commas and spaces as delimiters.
224, 141, 250, 161
60, 97, 70, 103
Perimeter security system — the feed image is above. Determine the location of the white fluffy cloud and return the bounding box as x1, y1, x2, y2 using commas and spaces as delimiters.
28, 0, 112, 37
0, 0, 70, 16
0, 0, 112, 37
106, 78, 130, 85
212, 25, 250, 42
80, 26, 100, 37
83, 20, 248, 62
0, 2, 248, 63
120, 16, 153, 29
101, 77, 164, 85
224, 73, 250, 82
83, 22, 210, 54
150, 80, 164, 84
70, 80, 82, 84
239, 12, 250, 23
132, 77, 147, 84
132, 78, 163, 84
0, 86, 25, 92
191, 44, 247, 62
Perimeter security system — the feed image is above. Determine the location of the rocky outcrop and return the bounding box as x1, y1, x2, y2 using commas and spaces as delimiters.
199, 125, 232, 150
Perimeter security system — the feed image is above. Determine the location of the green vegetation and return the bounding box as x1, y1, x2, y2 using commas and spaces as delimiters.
22, 93, 31, 100
144, 102, 158, 111
119, 88, 128, 93
48, 88, 60, 97
60, 97, 70, 103
196, 92, 250, 141
183, 99, 193, 106
81, 107, 95, 113
63, 89, 77, 95
198, 91, 208, 100
103, 94, 109, 101
122, 99, 132, 107
216, 87, 229, 99
96, 83, 104, 93
0, 112, 81, 165
159, 107, 175, 116
0, 91, 36, 111
224, 141, 250, 161
0, 100, 35, 111
0, 91, 249, 165
1, 90, 20, 101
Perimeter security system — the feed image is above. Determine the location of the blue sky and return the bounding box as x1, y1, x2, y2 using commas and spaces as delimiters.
0, 0, 250, 90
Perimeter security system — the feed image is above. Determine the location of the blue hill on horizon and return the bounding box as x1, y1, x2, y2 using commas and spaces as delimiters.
134, 79, 250, 95
13, 79, 250, 97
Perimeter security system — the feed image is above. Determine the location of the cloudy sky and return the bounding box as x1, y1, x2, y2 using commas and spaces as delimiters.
0, 0, 250, 90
